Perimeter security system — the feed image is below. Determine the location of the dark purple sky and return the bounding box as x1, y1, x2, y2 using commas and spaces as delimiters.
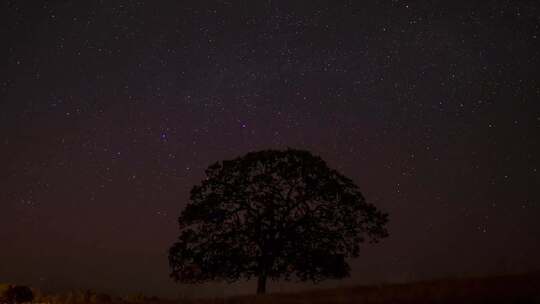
1, 0, 539, 298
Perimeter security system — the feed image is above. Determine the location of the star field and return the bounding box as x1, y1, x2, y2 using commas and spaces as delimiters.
1, 0, 539, 298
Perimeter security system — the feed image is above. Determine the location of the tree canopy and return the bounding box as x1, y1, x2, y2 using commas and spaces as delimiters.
169, 149, 388, 294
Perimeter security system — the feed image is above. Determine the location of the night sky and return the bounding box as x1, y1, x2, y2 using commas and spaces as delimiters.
1, 0, 539, 298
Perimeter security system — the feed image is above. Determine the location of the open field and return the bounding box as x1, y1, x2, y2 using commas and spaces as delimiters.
183, 272, 540, 304
7, 272, 540, 304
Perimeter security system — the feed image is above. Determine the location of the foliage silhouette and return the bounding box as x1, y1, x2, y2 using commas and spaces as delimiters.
168, 149, 389, 294
2, 285, 34, 304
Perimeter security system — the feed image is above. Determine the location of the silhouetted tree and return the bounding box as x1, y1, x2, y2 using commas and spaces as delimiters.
169, 149, 389, 294
3, 285, 34, 304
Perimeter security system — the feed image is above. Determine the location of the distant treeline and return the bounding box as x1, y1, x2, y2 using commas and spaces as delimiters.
0, 284, 161, 304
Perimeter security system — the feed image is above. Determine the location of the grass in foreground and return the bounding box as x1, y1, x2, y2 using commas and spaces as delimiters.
8, 272, 540, 304
185, 272, 540, 304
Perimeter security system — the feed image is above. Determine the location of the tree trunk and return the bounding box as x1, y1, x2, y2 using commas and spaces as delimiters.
256, 274, 267, 294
